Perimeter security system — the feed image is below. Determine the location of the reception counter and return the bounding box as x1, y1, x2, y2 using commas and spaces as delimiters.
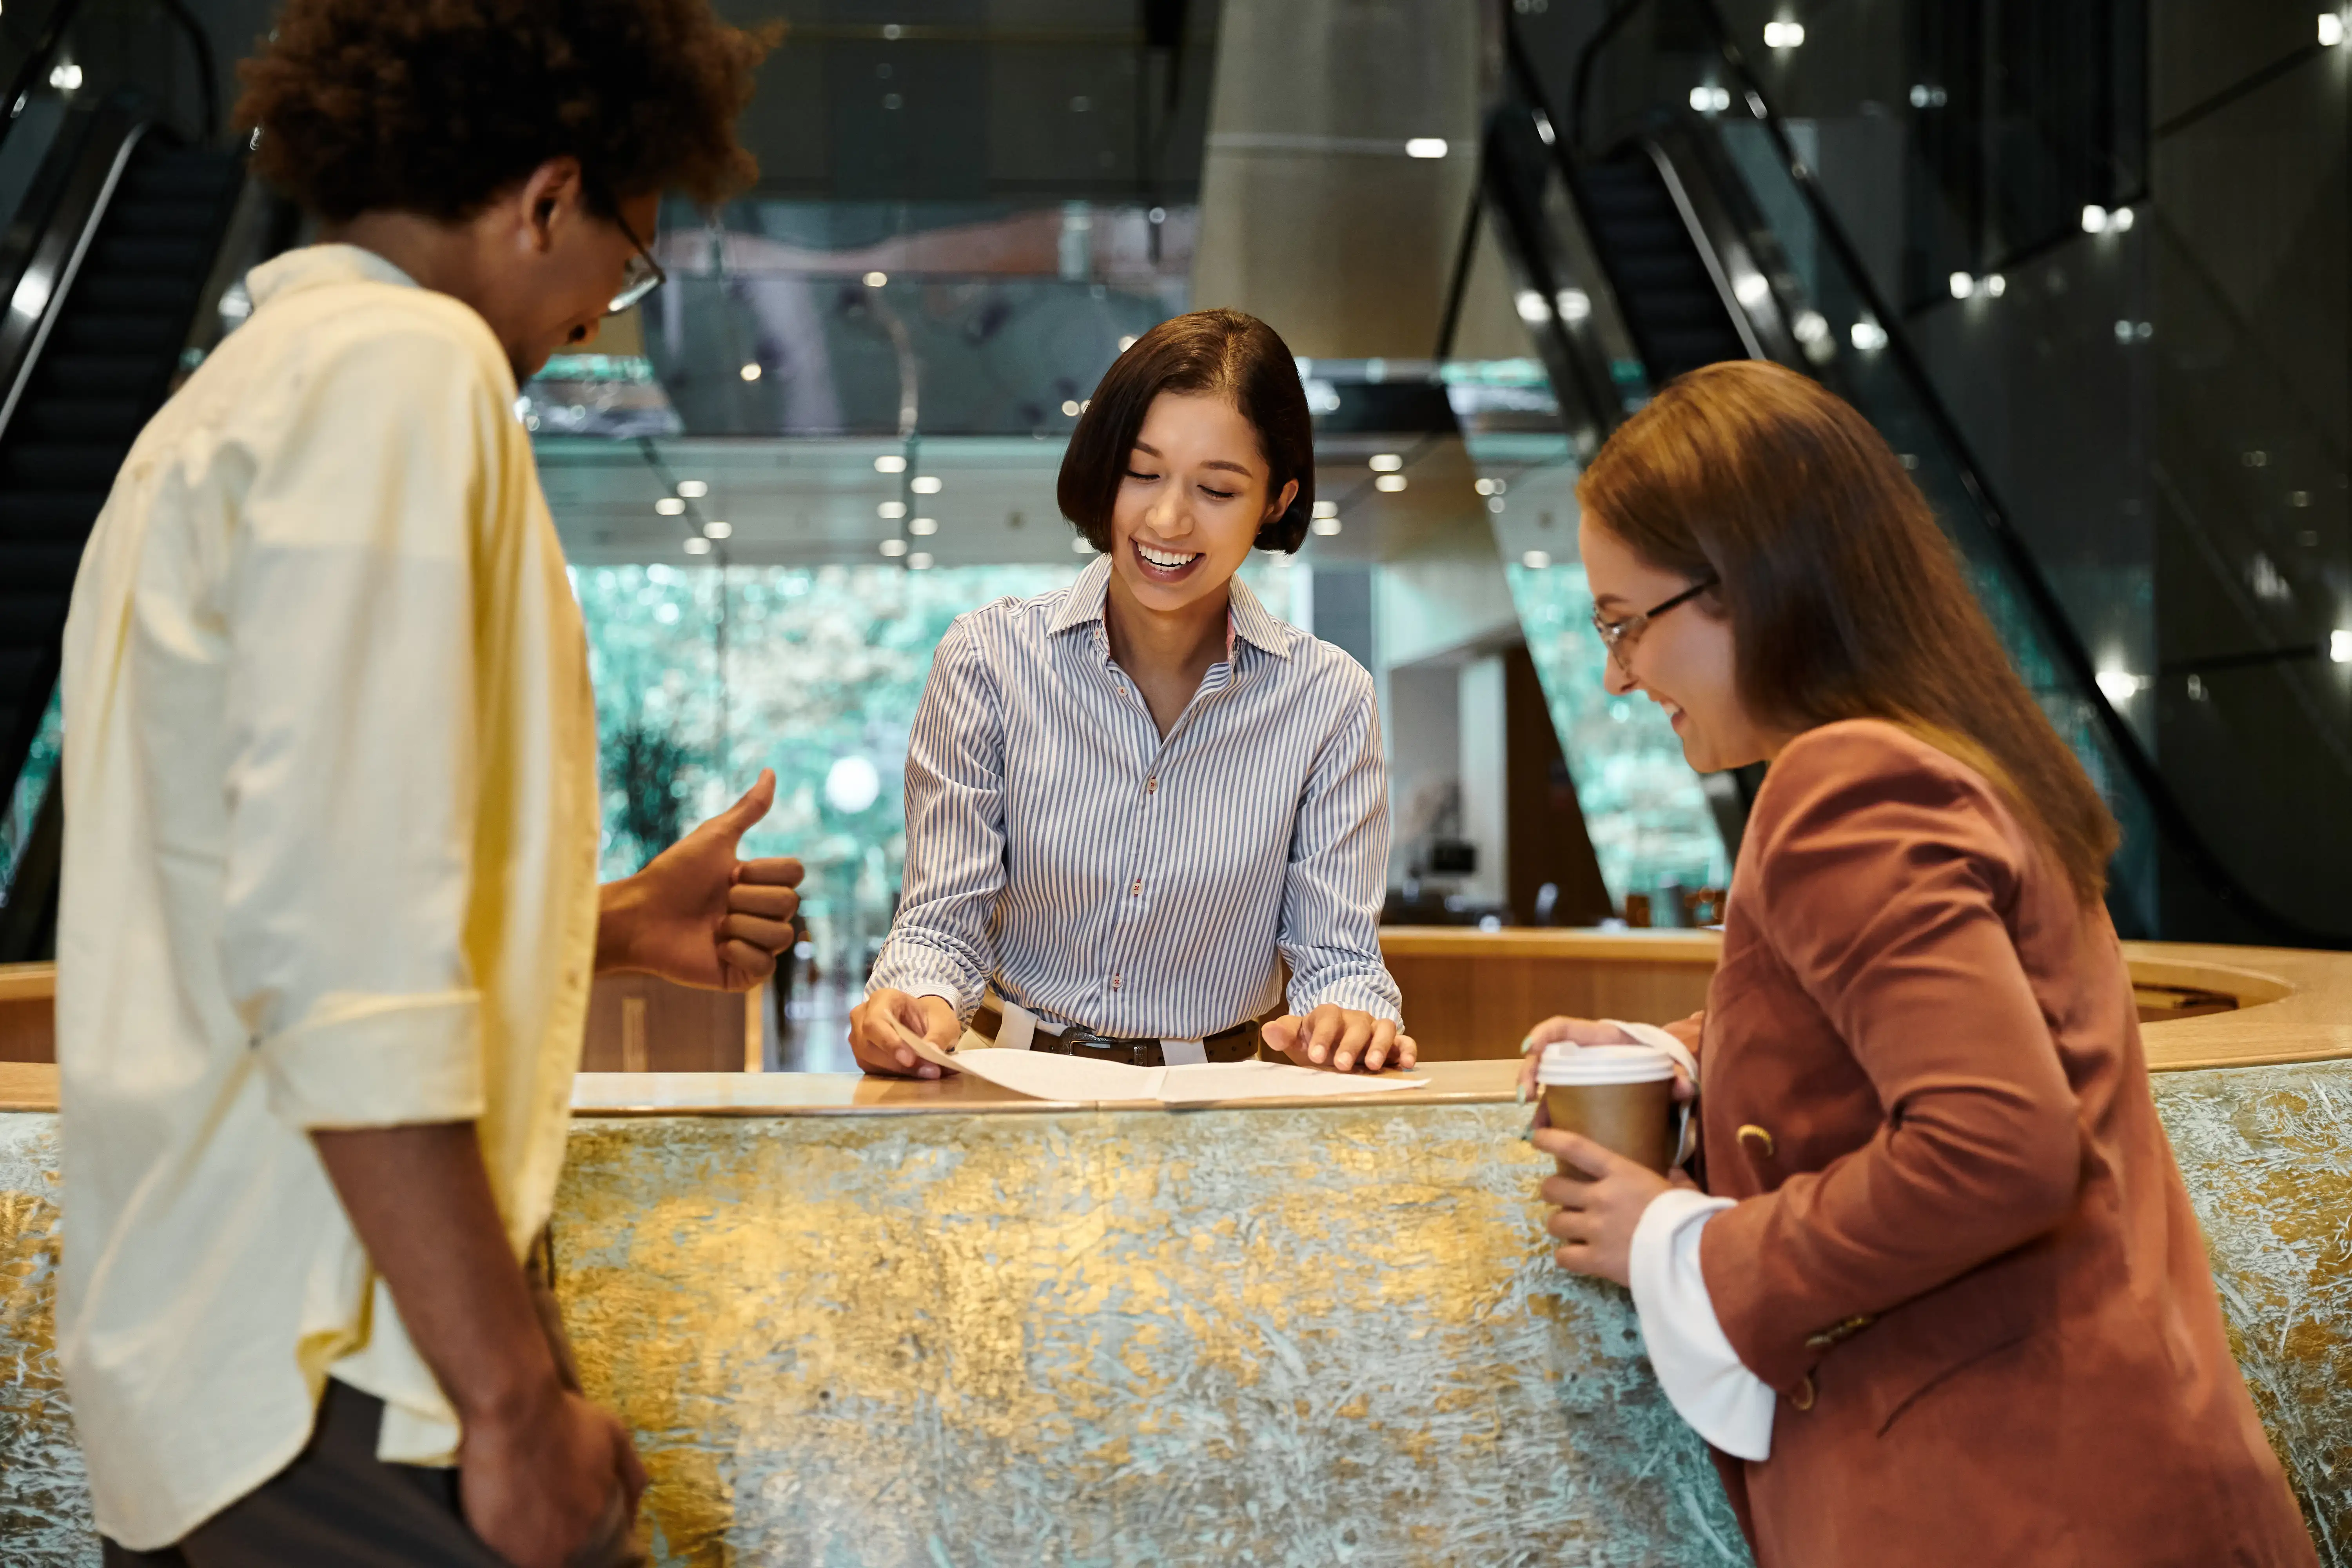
2, 935, 2351, 1564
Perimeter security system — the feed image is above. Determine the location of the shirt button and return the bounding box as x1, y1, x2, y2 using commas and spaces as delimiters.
1130, 879, 1142, 895
1145, 777, 1158, 793
1111, 974, 1123, 990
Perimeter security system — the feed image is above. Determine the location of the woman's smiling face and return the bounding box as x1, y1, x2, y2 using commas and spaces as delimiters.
1578, 514, 1784, 774
1107, 391, 1295, 613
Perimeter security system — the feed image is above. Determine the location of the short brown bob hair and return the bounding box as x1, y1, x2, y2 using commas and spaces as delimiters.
1578, 359, 2118, 907
234, 0, 771, 223
1057, 309, 1316, 554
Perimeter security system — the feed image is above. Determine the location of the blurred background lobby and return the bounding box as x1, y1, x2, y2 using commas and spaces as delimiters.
0, 0, 2344, 1070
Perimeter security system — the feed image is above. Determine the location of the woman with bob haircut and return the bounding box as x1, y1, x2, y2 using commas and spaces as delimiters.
1519, 360, 2314, 1566
850, 309, 1413, 1078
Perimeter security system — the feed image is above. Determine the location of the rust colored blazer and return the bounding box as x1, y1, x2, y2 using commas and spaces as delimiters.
1695, 720, 2313, 1567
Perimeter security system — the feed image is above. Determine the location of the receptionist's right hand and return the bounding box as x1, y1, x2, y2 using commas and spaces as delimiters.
849, 989, 961, 1078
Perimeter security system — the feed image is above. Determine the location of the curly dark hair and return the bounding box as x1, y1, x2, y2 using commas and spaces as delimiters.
233, 0, 774, 221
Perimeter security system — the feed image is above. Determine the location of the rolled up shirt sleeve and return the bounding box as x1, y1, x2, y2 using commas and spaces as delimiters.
867, 618, 1007, 1017
1630, 1188, 1777, 1461
1279, 666, 1402, 1021
219, 325, 496, 1130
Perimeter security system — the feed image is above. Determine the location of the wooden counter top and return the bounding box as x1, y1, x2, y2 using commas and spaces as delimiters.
1, 935, 2346, 1115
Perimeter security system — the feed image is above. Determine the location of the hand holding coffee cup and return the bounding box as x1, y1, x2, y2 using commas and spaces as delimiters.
1515, 1014, 1699, 1124
1534, 1044, 1682, 1176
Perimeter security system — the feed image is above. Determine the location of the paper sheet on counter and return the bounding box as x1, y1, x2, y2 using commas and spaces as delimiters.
892, 1022, 1426, 1105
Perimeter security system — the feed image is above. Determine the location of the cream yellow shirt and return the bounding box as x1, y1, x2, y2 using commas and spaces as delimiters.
54, 244, 601, 1549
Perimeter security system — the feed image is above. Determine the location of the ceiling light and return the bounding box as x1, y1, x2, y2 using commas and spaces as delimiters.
2323, 12, 2346, 45
1521, 550, 1552, 570
1984, 274, 2007, 297
1061, 399, 1081, 416
909, 517, 938, 536
1487, 497, 1506, 514
1515, 290, 1550, 323
1763, 20, 1804, 47
863, 270, 887, 287
1405, 138, 1448, 159
1734, 273, 1770, 307
2109, 207, 2134, 232
1556, 288, 1591, 322
880, 539, 909, 557
682, 536, 712, 555
2094, 669, 2144, 702
702, 520, 732, 539
1949, 271, 1975, 299
655, 497, 685, 516
1850, 318, 1888, 351
1118, 335, 1137, 350
1474, 478, 1497, 496
1368, 453, 1403, 472
1374, 474, 1408, 493
879, 500, 907, 519
2333, 629, 2352, 663
1793, 309, 1829, 344
739, 362, 762, 381
676, 479, 708, 498
907, 552, 933, 570
875, 455, 907, 474
1689, 85, 1730, 113
1071, 536, 1094, 554
1311, 517, 1342, 536
910, 475, 942, 494
2081, 204, 2109, 234
49, 62, 81, 91
1312, 500, 1339, 518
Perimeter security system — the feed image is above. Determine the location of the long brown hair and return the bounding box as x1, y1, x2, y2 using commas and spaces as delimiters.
1577, 359, 2118, 906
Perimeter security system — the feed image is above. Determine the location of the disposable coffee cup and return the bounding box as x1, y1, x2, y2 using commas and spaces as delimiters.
1537, 1044, 1679, 1176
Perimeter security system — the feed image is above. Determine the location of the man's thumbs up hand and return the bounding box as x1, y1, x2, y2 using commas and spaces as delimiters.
595, 769, 807, 993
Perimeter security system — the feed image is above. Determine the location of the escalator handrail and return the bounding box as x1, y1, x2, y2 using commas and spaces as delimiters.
0, 0, 90, 133
1509, 2, 2351, 948
0, 0, 217, 161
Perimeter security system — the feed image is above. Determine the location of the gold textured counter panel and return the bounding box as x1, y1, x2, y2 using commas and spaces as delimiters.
0, 938, 2350, 1564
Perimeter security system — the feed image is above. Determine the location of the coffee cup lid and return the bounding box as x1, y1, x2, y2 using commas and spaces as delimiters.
1535, 1043, 1676, 1086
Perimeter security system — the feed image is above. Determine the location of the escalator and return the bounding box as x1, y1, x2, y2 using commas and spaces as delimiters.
1478, 2, 2347, 947
0, 2, 252, 959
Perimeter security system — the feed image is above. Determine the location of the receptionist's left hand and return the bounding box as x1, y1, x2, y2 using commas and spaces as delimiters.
1262, 1006, 1417, 1074
595, 769, 806, 991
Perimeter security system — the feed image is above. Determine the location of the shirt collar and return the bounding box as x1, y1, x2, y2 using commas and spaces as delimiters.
1048, 555, 1298, 661
245, 243, 423, 313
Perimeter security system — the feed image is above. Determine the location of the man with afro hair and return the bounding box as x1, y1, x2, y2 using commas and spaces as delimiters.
56, 4, 790, 1564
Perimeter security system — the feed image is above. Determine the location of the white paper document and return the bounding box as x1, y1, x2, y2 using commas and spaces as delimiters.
892, 1022, 1425, 1105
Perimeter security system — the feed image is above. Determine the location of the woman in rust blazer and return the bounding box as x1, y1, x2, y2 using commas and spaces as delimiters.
1522, 360, 2314, 1566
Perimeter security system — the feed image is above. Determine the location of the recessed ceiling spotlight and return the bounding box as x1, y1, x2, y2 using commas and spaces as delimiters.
1763, 19, 1805, 47
1061, 399, 1080, 416
1118, 335, 1138, 351
702, 520, 732, 539
682, 536, 712, 555
676, 479, 708, 498
655, 497, 685, 515
1312, 500, 1339, 518
910, 475, 943, 494
1374, 474, 1408, 493
739, 362, 762, 381
2322, 12, 2346, 45
874, 455, 907, 474
1405, 138, 1448, 159
1070, 536, 1094, 554
1521, 550, 1552, 569
879, 501, 907, 519
863, 270, 888, 287
880, 538, 909, 557
1311, 517, 1342, 536
907, 551, 933, 570
909, 517, 938, 536
1368, 453, 1403, 472
1949, 271, 1975, 299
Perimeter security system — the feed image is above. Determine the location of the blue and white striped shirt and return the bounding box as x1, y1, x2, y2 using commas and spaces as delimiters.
868, 557, 1403, 1038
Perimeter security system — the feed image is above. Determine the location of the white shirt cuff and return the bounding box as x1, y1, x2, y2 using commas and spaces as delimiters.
1628, 1187, 1775, 1462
